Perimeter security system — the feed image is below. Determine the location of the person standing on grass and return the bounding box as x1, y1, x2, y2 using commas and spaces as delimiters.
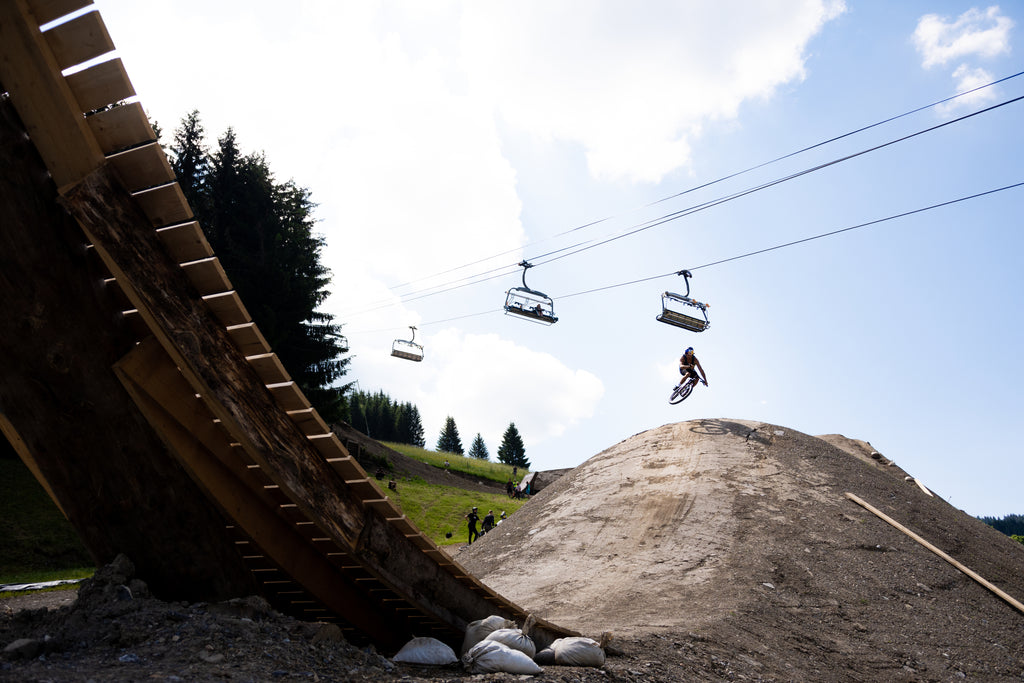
466, 506, 480, 544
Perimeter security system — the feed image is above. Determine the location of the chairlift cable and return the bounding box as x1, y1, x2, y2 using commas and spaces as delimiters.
350, 71, 1024, 308
529, 93, 1024, 270
347, 180, 1023, 335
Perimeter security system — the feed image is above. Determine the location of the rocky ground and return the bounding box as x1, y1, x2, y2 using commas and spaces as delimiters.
4, 419, 1024, 681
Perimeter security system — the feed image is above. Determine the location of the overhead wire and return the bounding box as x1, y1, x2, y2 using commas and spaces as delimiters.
347, 179, 1024, 334
340, 70, 1024, 316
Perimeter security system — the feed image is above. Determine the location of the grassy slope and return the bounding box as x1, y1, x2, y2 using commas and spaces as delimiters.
1, 443, 528, 584
380, 442, 528, 545
0, 458, 92, 584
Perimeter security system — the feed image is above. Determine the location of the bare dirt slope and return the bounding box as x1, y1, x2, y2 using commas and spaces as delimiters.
458, 418, 1024, 680
4, 418, 1023, 682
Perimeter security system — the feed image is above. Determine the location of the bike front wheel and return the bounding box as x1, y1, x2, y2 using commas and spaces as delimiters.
669, 378, 695, 404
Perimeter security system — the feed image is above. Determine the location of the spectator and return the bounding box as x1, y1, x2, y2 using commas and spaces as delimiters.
466, 507, 480, 544
482, 510, 495, 533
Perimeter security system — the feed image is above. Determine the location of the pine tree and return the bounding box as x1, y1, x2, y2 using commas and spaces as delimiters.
395, 402, 426, 447
435, 417, 464, 455
468, 433, 489, 461
497, 422, 529, 469
168, 116, 351, 423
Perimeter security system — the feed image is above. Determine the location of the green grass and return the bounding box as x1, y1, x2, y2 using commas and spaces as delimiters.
381, 442, 527, 484
383, 474, 526, 546
0, 458, 92, 584
0, 441, 528, 586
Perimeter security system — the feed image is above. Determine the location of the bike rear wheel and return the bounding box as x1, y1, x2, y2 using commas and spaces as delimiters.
669, 377, 696, 404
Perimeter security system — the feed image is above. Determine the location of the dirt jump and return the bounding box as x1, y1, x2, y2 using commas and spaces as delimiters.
457, 418, 1024, 680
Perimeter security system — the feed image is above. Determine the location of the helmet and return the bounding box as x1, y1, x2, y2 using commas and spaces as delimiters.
685, 347, 694, 354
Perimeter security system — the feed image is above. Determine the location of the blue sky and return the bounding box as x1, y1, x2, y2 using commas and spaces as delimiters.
88, 1, 1021, 517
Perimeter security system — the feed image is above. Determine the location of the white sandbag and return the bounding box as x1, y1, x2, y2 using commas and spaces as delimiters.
484, 627, 536, 659
463, 639, 543, 675
461, 614, 516, 655
552, 636, 606, 667
392, 636, 458, 665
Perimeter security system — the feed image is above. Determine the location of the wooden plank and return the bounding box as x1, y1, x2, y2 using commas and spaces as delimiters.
845, 493, 1024, 616
267, 381, 311, 411
42, 9, 113, 71
107, 142, 175, 192
326, 456, 364, 481
132, 182, 192, 226
246, 353, 291, 385
201, 290, 250, 327
157, 221, 214, 264
0, 415, 67, 517
287, 408, 330, 436
25, 0, 92, 26
87, 102, 156, 154
0, 0, 105, 187
64, 57, 134, 113
112, 338, 406, 648
181, 257, 233, 297
226, 322, 271, 357
308, 432, 348, 459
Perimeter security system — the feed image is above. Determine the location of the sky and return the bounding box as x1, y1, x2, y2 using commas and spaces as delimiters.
78, 1, 1021, 517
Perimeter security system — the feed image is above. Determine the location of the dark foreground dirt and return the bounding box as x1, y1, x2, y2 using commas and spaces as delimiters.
4, 419, 1024, 682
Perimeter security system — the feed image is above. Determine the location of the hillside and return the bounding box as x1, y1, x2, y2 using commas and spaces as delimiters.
457, 418, 1024, 680
4, 418, 1023, 681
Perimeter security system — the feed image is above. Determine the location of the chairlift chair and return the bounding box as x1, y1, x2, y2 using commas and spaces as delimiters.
656, 270, 710, 332
391, 326, 424, 362
504, 261, 558, 325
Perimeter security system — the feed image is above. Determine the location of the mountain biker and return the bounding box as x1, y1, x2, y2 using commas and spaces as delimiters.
678, 347, 708, 389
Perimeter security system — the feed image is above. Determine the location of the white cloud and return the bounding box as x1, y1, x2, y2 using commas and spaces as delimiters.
355, 329, 603, 454
913, 6, 1014, 69
936, 65, 999, 115
459, 0, 846, 184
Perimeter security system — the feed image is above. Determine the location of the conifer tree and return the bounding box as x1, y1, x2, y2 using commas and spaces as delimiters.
436, 417, 464, 455
168, 115, 350, 423
497, 422, 529, 469
468, 433, 489, 461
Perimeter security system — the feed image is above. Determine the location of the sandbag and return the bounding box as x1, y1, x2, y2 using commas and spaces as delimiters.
551, 636, 606, 667
533, 647, 556, 665
463, 639, 543, 675
484, 627, 536, 659
392, 636, 458, 665
461, 614, 516, 655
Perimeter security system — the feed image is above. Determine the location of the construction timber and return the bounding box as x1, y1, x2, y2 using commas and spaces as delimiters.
0, 0, 575, 651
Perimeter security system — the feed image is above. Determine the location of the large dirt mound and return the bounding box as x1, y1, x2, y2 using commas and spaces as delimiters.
458, 418, 1024, 680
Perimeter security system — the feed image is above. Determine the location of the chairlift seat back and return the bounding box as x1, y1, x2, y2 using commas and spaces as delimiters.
391, 340, 424, 362
657, 291, 710, 332
505, 287, 558, 325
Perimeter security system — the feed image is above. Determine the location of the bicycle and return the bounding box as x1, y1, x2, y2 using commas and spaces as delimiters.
669, 374, 706, 404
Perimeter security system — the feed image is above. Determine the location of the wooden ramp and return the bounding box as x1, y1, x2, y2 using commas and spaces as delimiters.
0, 0, 575, 651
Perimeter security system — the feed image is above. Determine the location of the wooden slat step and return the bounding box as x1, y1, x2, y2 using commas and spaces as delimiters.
132, 182, 192, 227
307, 432, 347, 459
26, 0, 94, 27
87, 101, 155, 154
247, 353, 290, 385
156, 221, 213, 264
181, 257, 232, 296
42, 10, 112, 71
267, 381, 310, 412
202, 291, 251, 327
326, 456, 364, 480
389, 517, 418, 536
345, 478, 384, 500
107, 141, 175, 192
64, 57, 133, 113
364, 498, 401, 517
287, 408, 329, 436
226, 322, 271, 357
407, 533, 434, 550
